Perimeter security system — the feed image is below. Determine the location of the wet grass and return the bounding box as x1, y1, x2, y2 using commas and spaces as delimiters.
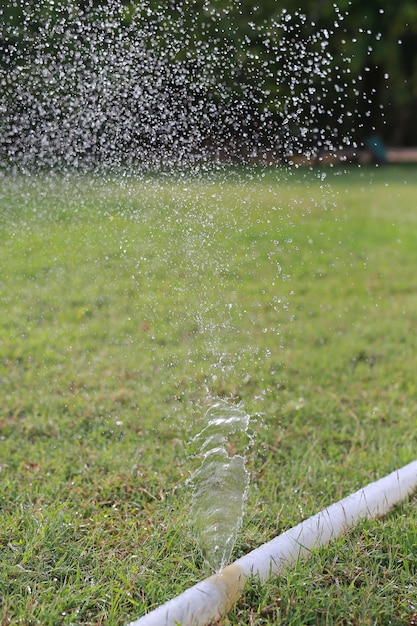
1, 164, 417, 625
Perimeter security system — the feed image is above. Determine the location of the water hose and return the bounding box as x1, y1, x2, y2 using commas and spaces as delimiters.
129, 460, 417, 626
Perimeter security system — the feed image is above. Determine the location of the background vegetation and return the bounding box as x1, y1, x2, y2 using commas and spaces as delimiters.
1, 165, 417, 624
1, 0, 417, 169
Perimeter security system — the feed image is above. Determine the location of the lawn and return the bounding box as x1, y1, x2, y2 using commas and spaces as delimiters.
1, 164, 417, 625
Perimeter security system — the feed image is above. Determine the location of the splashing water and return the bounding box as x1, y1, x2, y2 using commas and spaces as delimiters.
190, 400, 251, 572
0, 1, 361, 170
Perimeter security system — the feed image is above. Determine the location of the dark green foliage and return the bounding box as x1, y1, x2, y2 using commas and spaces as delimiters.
1, 1, 416, 165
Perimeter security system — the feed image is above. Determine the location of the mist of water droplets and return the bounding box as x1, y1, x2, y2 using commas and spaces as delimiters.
1, 1, 358, 170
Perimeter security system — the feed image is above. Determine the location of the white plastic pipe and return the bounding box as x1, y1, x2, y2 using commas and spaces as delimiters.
129, 460, 417, 626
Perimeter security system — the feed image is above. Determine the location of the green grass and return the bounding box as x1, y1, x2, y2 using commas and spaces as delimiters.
1, 164, 417, 625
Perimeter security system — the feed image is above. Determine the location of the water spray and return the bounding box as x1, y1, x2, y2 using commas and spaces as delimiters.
129, 460, 417, 626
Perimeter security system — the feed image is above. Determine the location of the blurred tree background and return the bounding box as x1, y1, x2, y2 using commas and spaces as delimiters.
1, 0, 416, 167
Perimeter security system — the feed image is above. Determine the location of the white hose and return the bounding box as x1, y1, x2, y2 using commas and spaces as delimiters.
129, 460, 417, 626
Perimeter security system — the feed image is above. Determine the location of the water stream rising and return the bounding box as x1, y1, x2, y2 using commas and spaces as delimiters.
190, 400, 251, 572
